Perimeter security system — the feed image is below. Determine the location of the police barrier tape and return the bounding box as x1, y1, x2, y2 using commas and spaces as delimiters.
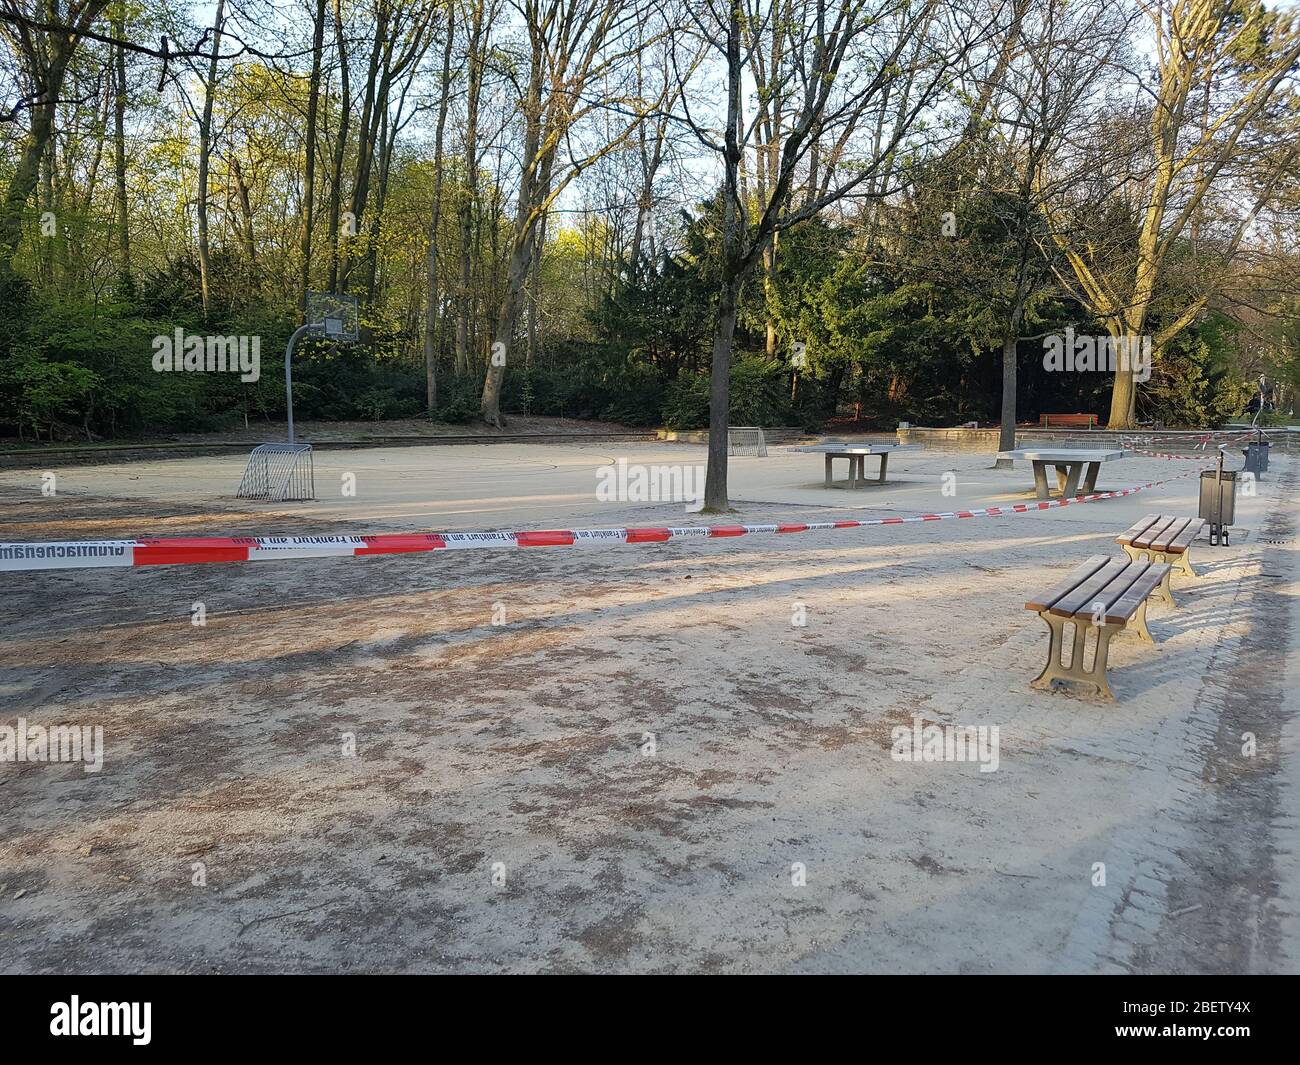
1123, 441, 1213, 460
1121, 428, 1268, 460
0, 464, 1215, 573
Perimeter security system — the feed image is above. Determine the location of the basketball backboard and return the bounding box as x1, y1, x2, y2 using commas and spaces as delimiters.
306, 292, 359, 341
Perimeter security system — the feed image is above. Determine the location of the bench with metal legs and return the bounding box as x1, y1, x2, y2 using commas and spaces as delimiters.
1115, 514, 1204, 607
1024, 555, 1173, 701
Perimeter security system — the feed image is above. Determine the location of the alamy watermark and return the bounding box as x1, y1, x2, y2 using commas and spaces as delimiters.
596, 458, 704, 511
152, 329, 261, 382
891, 716, 999, 773
1, 718, 103, 773
1043, 328, 1150, 383
50, 997, 150, 1045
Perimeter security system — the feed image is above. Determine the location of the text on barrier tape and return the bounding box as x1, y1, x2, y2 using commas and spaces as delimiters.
0, 463, 1214, 573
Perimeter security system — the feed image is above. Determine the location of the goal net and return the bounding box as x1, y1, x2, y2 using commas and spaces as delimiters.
236, 443, 315, 501
727, 426, 768, 457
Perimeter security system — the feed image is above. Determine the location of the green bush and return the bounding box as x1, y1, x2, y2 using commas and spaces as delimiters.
659, 356, 801, 430
595, 359, 665, 425
728, 356, 789, 426
433, 375, 481, 424
662, 372, 710, 429
1143, 315, 1252, 427
789, 373, 826, 432
1, 348, 99, 441
499, 344, 667, 425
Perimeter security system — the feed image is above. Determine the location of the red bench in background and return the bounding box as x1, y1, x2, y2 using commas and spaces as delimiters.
1039, 413, 1098, 429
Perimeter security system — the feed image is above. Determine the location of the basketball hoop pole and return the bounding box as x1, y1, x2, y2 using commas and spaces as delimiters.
284, 322, 316, 444
288, 294, 357, 443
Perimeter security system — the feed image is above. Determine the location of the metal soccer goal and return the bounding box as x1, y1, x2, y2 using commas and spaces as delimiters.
236, 443, 315, 501
727, 426, 768, 457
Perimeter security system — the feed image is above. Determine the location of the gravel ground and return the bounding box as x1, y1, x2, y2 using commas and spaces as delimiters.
0, 443, 1295, 973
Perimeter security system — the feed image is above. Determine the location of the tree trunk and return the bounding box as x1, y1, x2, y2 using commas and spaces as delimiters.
481, 16, 548, 427
326, 0, 352, 292
339, 15, 389, 292
0, 42, 72, 292
197, 0, 228, 321
300, 0, 328, 314
996, 280, 1030, 461
763, 233, 778, 356
112, 12, 132, 296
362, 100, 397, 307
704, 277, 741, 511
481, 241, 531, 428
527, 213, 545, 369
704, 0, 744, 513
229, 155, 257, 267
1107, 352, 1137, 428
424, 1, 456, 411
456, 0, 487, 376
40, 133, 56, 288
996, 333, 1018, 465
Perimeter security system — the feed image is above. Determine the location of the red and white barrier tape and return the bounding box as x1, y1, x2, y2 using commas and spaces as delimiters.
0, 465, 1212, 573
1122, 443, 1210, 460
1121, 429, 1264, 459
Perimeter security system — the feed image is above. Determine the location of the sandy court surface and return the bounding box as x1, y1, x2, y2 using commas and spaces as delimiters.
0, 438, 1242, 530
0, 441, 1297, 973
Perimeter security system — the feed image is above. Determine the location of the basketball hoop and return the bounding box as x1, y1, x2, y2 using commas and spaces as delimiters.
236, 293, 358, 498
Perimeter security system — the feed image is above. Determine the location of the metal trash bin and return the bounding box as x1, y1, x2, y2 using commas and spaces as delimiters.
1199, 468, 1237, 544
1243, 441, 1270, 475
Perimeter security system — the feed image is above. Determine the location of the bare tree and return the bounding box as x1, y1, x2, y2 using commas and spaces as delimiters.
424, 0, 457, 408
454, 0, 493, 375
299, 0, 329, 313
628, 35, 681, 278
673, 0, 979, 510
1044, 0, 1300, 427
325, 0, 353, 292
943, 0, 1132, 455
337, 0, 438, 297
478, 0, 671, 427
195, 0, 228, 320
0, 0, 113, 292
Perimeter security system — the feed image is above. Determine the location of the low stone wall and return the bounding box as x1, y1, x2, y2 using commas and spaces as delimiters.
0, 431, 662, 469
0, 443, 250, 470
896, 427, 1003, 452
897, 427, 1158, 452
655, 427, 813, 446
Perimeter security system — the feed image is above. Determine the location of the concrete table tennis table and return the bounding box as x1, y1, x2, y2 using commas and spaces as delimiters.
998, 447, 1134, 500
791, 442, 921, 488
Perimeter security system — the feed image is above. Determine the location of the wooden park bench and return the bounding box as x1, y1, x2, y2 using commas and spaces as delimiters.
1039, 413, 1098, 429
1025, 555, 1173, 701
1115, 514, 1204, 607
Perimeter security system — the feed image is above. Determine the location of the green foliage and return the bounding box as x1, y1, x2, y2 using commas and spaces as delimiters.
593, 243, 713, 375
728, 356, 790, 426
501, 343, 666, 426
1143, 313, 1253, 427
433, 375, 482, 424
2, 347, 99, 440
0, 166, 1271, 442
661, 371, 710, 429
1, 300, 194, 439
659, 356, 804, 430
0, 7, 1281, 446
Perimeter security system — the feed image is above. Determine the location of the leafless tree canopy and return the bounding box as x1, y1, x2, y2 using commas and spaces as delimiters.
2, 0, 1298, 477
